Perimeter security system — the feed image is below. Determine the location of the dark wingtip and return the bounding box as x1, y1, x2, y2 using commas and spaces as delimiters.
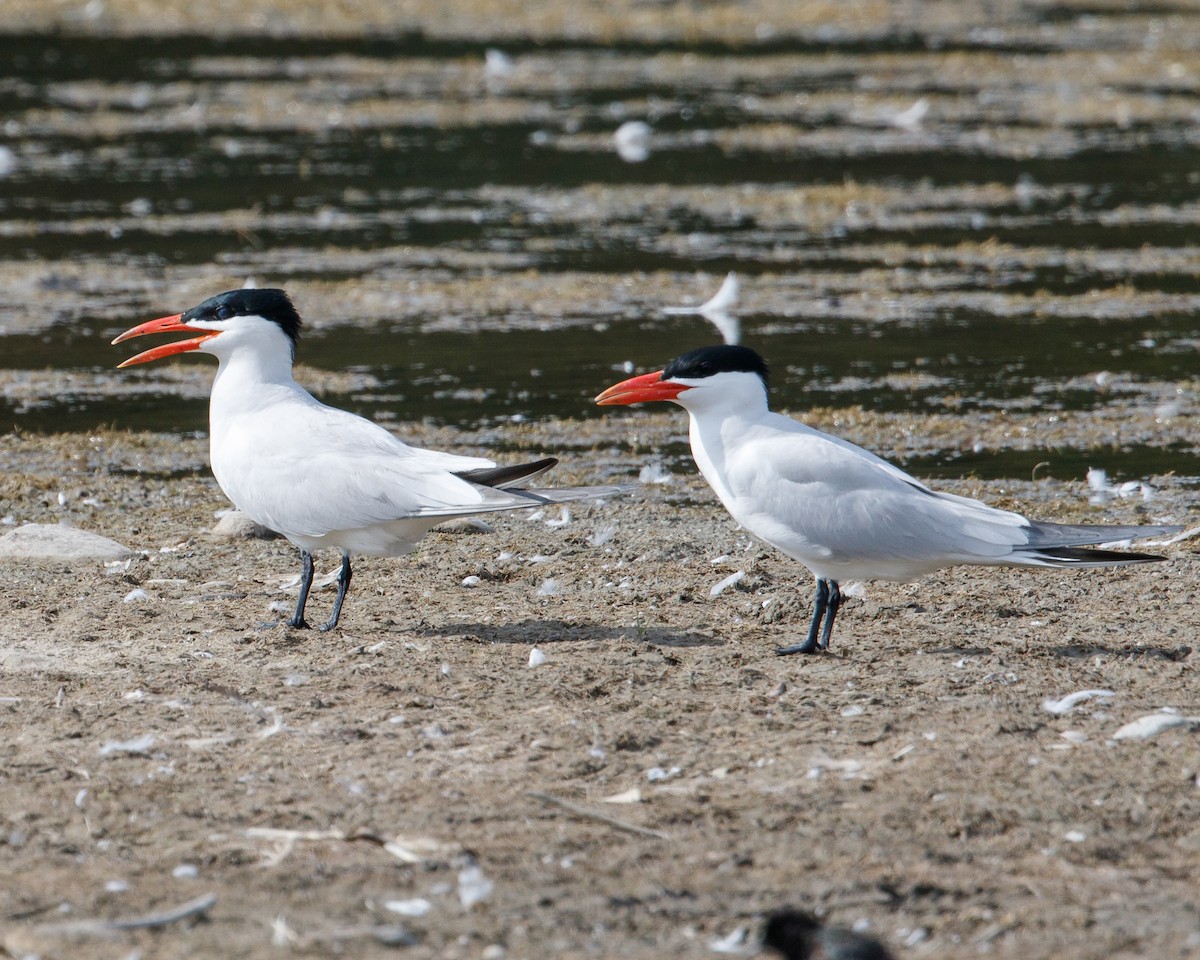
1034, 547, 1167, 565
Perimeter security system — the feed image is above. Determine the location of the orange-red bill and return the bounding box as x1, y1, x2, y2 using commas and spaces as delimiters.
112, 313, 218, 367
594, 369, 689, 406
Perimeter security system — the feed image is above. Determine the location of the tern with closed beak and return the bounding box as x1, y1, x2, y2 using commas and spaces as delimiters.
596, 344, 1177, 654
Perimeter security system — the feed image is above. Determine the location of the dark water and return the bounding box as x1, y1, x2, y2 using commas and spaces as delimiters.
2, 29, 1199, 480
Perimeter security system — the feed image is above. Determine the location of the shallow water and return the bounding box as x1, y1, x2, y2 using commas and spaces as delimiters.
2, 25, 1199, 480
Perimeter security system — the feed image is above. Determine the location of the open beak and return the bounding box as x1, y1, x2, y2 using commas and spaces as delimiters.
594, 369, 690, 406
112, 314, 218, 368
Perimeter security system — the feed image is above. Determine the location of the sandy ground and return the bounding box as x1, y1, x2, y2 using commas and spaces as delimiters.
1, 421, 1198, 960
4, 0, 1200, 957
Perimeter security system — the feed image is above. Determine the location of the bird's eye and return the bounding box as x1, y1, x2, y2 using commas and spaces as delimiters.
216, 306, 233, 320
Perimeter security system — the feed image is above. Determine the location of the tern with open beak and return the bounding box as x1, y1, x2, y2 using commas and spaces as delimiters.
114, 287, 622, 631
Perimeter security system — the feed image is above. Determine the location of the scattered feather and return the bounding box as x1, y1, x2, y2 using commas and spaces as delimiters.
271, 914, 297, 947
588, 525, 616, 547
1148, 524, 1200, 547
457, 863, 494, 909
99, 733, 156, 756
709, 570, 745, 598
461, 575, 482, 587
537, 579, 561, 596
1086, 467, 1152, 505
545, 506, 571, 528
34, 893, 217, 936
1042, 689, 1115, 715
384, 898, 432, 918
1063, 830, 1087, 843
601, 787, 642, 804
638, 461, 673, 484
528, 647, 546, 667
662, 273, 742, 344
708, 926, 750, 954
1112, 712, 1200, 740
257, 708, 285, 739
664, 272, 739, 316
123, 588, 148, 603
646, 766, 681, 782
890, 96, 931, 131
172, 863, 199, 879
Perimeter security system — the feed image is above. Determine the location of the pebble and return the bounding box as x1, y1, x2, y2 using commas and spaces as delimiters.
211, 510, 279, 540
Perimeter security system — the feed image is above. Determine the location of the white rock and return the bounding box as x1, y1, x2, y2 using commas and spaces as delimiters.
528, 648, 546, 667
0, 523, 132, 560
435, 517, 494, 534
613, 120, 652, 162
123, 588, 149, 603
211, 510, 279, 540
484, 48, 515, 79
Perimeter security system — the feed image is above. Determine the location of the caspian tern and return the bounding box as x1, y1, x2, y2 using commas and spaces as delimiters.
113, 288, 621, 632
596, 345, 1177, 655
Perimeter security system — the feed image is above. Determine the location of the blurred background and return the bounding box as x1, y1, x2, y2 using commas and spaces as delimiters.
2, 0, 1199, 479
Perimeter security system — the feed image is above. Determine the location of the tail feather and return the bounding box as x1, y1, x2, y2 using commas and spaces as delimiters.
412, 482, 629, 519
1021, 546, 1167, 568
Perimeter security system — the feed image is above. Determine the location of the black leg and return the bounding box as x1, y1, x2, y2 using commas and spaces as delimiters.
776, 578, 827, 656
318, 554, 353, 632
287, 550, 314, 629
818, 580, 841, 651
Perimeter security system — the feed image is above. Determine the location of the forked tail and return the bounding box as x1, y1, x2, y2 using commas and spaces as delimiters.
1017, 519, 1179, 567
